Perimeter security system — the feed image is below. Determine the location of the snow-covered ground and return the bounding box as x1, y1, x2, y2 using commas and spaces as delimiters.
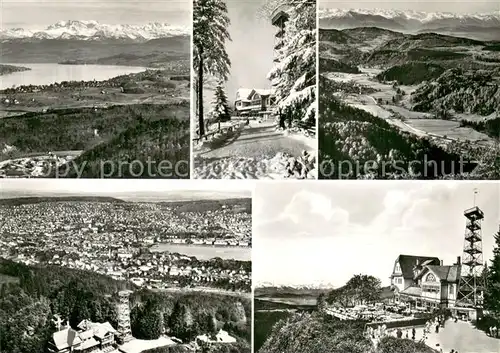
284, 130, 317, 151
119, 336, 176, 353
193, 119, 316, 179
406, 119, 494, 143
194, 152, 316, 180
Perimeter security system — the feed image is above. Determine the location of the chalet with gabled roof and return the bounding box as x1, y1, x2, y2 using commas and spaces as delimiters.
391, 254, 462, 311
48, 319, 117, 353
390, 254, 440, 292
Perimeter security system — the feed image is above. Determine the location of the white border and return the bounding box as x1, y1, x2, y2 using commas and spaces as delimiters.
251, 181, 255, 353
189, 0, 195, 180
315, 0, 320, 180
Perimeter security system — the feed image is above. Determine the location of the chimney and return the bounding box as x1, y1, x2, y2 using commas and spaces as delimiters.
440, 260, 443, 266
457, 256, 461, 265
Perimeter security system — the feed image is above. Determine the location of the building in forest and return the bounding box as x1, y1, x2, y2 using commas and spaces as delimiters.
234, 88, 275, 116
48, 319, 117, 353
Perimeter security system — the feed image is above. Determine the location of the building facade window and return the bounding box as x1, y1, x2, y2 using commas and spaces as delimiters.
425, 273, 436, 282
395, 263, 401, 273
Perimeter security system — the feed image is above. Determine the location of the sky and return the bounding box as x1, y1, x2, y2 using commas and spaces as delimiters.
0, 179, 252, 201
1, 0, 191, 28
224, 0, 276, 101
320, 0, 500, 14
253, 182, 500, 288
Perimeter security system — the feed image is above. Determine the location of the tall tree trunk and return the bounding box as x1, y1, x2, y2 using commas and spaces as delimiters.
197, 48, 205, 137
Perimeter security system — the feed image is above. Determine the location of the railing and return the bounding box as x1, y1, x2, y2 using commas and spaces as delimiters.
464, 206, 484, 219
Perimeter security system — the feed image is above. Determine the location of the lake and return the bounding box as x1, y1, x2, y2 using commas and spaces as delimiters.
0, 63, 148, 89
150, 243, 251, 261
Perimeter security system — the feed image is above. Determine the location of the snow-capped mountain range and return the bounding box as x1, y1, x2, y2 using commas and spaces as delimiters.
319, 8, 500, 35
0, 20, 190, 41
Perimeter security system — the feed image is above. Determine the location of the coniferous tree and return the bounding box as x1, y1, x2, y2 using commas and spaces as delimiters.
209, 83, 231, 131
267, 0, 316, 128
484, 228, 500, 320
193, 0, 231, 137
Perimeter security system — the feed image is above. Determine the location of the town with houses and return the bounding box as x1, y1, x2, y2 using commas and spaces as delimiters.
0, 199, 252, 292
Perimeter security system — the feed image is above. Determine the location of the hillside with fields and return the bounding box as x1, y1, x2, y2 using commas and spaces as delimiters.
319, 25, 500, 179
0, 27, 190, 178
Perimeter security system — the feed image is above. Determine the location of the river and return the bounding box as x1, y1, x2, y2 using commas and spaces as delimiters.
150, 243, 251, 261
0, 63, 149, 89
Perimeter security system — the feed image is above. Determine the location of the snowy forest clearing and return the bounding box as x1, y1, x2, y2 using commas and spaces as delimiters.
343, 96, 494, 145
194, 152, 316, 179
193, 0, 316, 179
193, 120, 316, 179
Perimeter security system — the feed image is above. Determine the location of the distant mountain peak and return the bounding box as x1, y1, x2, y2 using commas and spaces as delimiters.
319, 8, 500, 22
0, 20, 190, 41
319, 8, 500, 40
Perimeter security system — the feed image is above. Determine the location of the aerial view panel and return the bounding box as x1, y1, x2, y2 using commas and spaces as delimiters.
0, 179, 252, 353
318, 0, 500, 179
0, 1, 191, 178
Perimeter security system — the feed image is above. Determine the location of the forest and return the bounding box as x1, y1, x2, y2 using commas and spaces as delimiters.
411, 69, 500, 116
58, 116, 190, 178
319, 58, 360, 74
376, 62, 445, 85
0, 103, 189, 155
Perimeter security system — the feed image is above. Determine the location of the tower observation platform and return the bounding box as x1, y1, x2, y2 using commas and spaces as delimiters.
117, 290, 133, 344
456, 205, 486, 311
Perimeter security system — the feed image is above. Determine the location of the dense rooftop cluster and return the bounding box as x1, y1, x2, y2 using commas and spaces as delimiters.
0, 199, 252, 292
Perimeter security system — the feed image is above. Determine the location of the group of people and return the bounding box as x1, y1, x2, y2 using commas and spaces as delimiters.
366, 324, 388, 339
395, 327, 417, 340
367, 324, 420, 342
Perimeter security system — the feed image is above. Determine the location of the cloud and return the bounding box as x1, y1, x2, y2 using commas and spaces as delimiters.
281, 190, 350, 224
254, 182, 498, 287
